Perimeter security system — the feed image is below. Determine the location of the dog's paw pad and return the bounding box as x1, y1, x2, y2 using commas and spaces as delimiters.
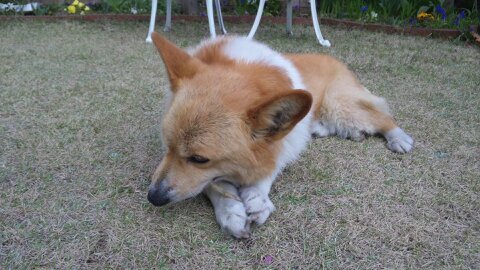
385, 128, 414, 154
240, 187, 275, 226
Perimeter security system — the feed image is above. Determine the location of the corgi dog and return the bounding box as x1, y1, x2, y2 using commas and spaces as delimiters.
147, 32, 413, 238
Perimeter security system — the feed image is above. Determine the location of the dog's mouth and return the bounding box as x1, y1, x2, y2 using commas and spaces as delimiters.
148, 176, 237, 206
169, 177, 224, 203
212, 176, 223, 183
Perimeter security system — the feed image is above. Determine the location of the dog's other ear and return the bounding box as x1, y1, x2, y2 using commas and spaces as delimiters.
151, 32, 204, 91
247, 90, 312, 140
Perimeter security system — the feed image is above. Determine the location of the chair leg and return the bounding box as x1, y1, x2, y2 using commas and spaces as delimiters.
310, 0, 330, 47
215, 0, 227, 34
146, 0, 158, 42
164, 0, 172, 32
286, 0, 293, 35
206, 0, 217, 38
247, 0, 266, 39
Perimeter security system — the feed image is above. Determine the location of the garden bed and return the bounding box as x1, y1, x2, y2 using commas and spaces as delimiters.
1, 14, 477, 40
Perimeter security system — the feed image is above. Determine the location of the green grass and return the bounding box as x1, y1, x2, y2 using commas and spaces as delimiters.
1, 20, 479, 269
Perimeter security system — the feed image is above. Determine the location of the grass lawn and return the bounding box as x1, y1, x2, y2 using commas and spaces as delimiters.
1, 20, 479, 269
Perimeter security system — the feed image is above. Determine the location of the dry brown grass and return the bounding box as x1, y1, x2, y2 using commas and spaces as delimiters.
1, 20, 479, 269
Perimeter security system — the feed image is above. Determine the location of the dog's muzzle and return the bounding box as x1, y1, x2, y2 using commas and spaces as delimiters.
147, 181, 171, 206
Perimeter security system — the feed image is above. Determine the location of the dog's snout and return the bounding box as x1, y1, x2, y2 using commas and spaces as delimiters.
147, 182, 171, 207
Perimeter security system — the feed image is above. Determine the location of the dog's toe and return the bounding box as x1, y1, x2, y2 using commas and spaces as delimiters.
240, 187, 275, 225
385, 127, 414, 154
247, 201, 275, 225
222, 215, 251, 239
217, 203, 251, 239
387, 139, 413, 153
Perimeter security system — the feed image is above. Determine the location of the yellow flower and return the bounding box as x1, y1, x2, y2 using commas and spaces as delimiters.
78, 2, 85, 8
72, 0, 79, 6
67, 5, 76, 14
84, 6, 90, 11
417, 11, 434, 21
80, 11, 85, 15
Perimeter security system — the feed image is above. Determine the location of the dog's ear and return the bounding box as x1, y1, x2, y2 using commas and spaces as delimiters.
151, 32, 204, 91
247, 90, 312, 140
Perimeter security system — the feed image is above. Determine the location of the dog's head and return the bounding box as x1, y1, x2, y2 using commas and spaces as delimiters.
147, 33, 312, 206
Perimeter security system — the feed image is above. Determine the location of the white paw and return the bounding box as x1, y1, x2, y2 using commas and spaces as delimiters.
385, 127, 414, 154
216, 202, 251, 239
311, 122, 331, 138
240, 187, 275, 225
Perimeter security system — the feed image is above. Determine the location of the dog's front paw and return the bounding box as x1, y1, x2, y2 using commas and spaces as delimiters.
240, 187, 275, 225
385, 127, 414, 154
216, 202, 251, 239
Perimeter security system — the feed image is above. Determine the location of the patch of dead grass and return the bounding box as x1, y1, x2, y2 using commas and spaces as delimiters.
1, 20, 479, 269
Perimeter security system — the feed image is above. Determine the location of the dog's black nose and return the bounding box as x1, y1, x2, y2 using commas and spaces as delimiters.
147, 181, 171, 206
147, 187, 171, 206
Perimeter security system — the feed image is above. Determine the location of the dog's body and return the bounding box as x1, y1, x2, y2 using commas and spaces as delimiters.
147, 33, 413, 238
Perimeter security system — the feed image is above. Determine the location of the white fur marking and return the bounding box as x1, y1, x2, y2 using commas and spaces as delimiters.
222, 37, 306, 90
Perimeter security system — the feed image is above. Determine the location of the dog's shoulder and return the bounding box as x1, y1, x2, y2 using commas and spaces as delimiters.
189, 36, 305, 90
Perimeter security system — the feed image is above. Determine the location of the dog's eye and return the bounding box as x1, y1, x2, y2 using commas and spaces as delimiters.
187, 155, 210, 164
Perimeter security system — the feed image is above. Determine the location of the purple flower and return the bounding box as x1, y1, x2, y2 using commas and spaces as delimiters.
436, 4, 447, 21
453, 10, 466, 26
360, 5, 368, 13
408, 17, 417, 26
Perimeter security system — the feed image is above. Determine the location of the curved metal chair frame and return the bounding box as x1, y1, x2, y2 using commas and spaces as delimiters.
146, 0, 330, 47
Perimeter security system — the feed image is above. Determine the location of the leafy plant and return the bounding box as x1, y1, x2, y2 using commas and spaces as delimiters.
34, 3, 64, 16
399, 0, 417, 20
314, 0, 478, 30
94, 0, 156, 14
234, 0, 282, 16
264, 0, 281, 16
378, 0, 401, 20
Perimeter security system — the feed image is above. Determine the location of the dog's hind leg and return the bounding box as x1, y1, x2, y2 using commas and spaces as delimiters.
316, 88, 413, 153
355, 97, 414, 153
204, 181, 251, 238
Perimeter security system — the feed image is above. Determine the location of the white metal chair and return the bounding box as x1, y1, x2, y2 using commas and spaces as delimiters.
246, 0, 330, 46
146, 0, 227, 42
146, 0, 330, 47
